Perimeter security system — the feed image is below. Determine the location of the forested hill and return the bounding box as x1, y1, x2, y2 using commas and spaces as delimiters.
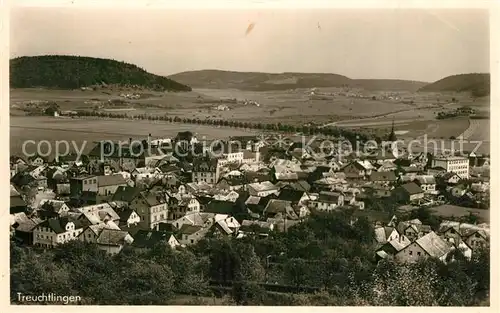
10, 55, 192, 91
418, 73, 490, 97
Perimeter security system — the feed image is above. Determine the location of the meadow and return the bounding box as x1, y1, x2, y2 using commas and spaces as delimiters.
10, 116, 257, 156
10, 87, 490, 155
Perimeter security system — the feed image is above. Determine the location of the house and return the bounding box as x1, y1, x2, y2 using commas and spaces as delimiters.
215, 176, 246, 191
168, 195, 201, 220
132, 230, 180, 250
461, 228, 489, 251
78, 221, 121, 243
11, 213, 41, 245
10, 192, 28, 215
432, 156, 469, 179
28, 155, 47, 166
192, 157, 220, 185
37, 199, 71, 219
392, 182, 425, 203
375, 236, 411, 261
119, 209, 141, 228
396, 220, 432, 242
97, 174, 128, 196
111, 186, 143, 205
178, 224, 208, 245
374, 226, 400, 244
395, 232, 454, 263
76, 203, 121, 225
33, 217, 84, 248
248, 181, 279, 197
204, 200, 235, 215
209, 214, 241, 238
341, 161, 370, 179
263, 199, 295, 219
309, 191, 345, 212
172, 212, 215, 230
130, 191, 168, 230
439, 172, 462, 185
237, 220, 274, 238
95, 229, 134, 254
277, 188, 310, 206
70, 175, 98, 197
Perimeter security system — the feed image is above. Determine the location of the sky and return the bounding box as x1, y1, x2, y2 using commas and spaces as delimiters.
10, 7, 490, 82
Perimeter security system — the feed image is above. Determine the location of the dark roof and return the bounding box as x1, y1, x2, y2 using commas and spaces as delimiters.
98, 174, 127, 187
204, 200, 235, 214
317, 191, 342, 203
400, 182, 424, 195
112, 186, 142, 203
37, 217, 82, 234
119, 209, 136, 222
140, 191, 166, 207
179, 224, 203, 235
96, 229, 130, 246
369, 171, 397, 182
264, 199, 292, 214
277, 189, 305, 203
132, 230, 178, 248
10, 196, 27, 209
192, 158, 218, 172
10, 172, 36, 188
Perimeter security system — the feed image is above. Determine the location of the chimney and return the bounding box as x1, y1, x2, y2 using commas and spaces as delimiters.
148, 133, 152, 147
129, 138, 132, 145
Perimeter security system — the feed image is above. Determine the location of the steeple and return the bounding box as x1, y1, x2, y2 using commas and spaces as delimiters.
387, 118, 397, 142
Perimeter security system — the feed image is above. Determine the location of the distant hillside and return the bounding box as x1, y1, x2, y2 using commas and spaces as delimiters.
10, 55, 192, 91
418, 73, 490, 97
168, 70, 427, 92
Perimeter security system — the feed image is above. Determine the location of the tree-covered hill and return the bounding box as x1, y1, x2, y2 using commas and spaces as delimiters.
418, 73, 490, 97
10, 55, 192, 91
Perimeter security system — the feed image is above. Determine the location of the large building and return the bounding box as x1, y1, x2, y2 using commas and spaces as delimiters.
191, 157, 220, 185
432, 156, 469, 179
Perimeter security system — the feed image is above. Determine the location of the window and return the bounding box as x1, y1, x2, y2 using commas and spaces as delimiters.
417, 252, 421, 256
409, 251, 413, 255
191, 239, 194, 244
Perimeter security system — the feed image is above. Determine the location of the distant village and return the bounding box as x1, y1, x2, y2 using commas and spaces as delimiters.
10, 128, 490, 263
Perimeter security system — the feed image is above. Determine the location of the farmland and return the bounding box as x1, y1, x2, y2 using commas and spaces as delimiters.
10, 116, 257, 156
10, 86, 490, 155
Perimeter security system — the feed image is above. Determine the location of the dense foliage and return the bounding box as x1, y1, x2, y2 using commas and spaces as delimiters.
418, 73, 490, 97
10, 56, 192, 91
10, 211, 489, 305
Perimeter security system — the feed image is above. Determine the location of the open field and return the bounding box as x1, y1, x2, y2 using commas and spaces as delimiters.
10, 88, 490, 154
10, 116, 257, 156
429, 205, 489, 223
12, 88, 481, 125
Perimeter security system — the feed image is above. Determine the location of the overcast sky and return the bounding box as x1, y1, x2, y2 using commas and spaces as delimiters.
10, 8, 489, 82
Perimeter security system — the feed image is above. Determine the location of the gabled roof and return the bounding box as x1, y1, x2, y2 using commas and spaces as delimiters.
277, 189, 305, 203
98, 174, 127, 187
264, 199, 293, 214
132, 230, 178, 248
37, 217, 82, 234
112, 186, 142, 203
415, 232, 453, 258
204, 200, 235, 214
119, 209, 137, 222
179, 224, 204, 235
140, 191, 166, 207
400, 182, 424, 195
317, 191, 342, 204
386, 237, 411, 251
96, 229, 132, 246
369, 171, 397, 182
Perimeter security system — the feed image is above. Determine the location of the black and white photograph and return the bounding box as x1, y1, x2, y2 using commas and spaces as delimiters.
6, 0, 494, 307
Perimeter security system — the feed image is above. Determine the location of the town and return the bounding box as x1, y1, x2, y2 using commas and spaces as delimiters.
10, 125, 490, 304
